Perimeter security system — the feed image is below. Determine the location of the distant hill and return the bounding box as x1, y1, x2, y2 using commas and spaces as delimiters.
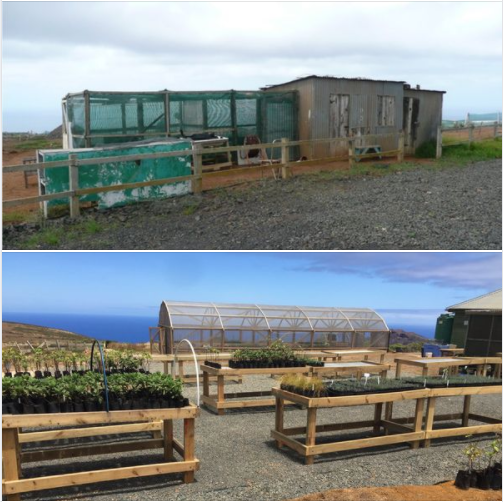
2, 321, 93, 347
389, 329, 432, 346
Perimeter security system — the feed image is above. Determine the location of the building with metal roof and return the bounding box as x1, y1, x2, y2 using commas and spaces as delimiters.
446, 290, 502, 356
153, 300, 390, 354
263, 75, 445, 157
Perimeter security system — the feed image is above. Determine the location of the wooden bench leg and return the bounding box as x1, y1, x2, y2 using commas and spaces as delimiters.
217, 375, 225, 415
275, 397, 285, 448
383, 402, 393, 435
2, 428, 21, 501
462, 395, 471, 427
373, 403, 383, 434
423, 397, 436, 448
183, 418, 195, 483
163, 419, 174, 461
305, 408, 317, 465
411, 398, 425, 449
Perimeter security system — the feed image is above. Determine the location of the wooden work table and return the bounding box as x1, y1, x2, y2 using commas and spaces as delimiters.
2, 406, 200, 500
271, 384, 502, 465
394, 356, 502, 378
200, 361, 390, 415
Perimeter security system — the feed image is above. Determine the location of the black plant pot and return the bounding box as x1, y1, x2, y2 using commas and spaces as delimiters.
73, 401, 85, 413
160, 398, 171, 408
477, 469, 493, 490
121, 399, 132, 410
108, 399, 121, 411
60, 401, 73, 413
62, 370, 71, 377
491, 464, 502, 490
34, 370, 43, 379
4, 372, 12, 378
455, 470, 471, 490
46, 401, 61, 414
44, 371, 52, 378
84, 400, 99, 412
54, 371, 62, 379
14, 372, 24, 378
22, 402, 35, 414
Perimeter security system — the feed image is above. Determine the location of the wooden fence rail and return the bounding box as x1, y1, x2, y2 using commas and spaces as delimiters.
437, 122, 502, 157
3, 134, 404, 218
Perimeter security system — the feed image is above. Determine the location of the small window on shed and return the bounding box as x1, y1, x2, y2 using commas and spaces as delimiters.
377, 96, 395, 126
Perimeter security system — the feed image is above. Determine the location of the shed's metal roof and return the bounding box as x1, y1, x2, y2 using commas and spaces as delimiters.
159, 301, 389, 332
446, 290, 502, 313
262, 74, 406, 89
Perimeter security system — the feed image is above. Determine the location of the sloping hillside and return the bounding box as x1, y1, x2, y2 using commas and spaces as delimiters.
389, 329, 432, 345
2, 321, 93, 346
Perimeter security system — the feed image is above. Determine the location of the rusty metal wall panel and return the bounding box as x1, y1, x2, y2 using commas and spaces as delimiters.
404, 89, 444, 151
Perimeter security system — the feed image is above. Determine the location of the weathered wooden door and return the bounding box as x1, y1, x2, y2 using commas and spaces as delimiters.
403, 97, 420, 153
330, 94, 350, 138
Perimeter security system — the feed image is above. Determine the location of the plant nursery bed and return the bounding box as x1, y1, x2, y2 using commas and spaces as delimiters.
271, 387, 431, 465
2, 406, 200, 501
404, 376, 502, 388
201, 364, 311, 415
292, 481, 502, 501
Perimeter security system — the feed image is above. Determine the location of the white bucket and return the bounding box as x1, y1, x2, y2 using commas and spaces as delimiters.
425, 352, 433, 358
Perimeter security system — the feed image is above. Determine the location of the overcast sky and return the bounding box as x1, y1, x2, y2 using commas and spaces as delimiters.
2, 1, 502, 132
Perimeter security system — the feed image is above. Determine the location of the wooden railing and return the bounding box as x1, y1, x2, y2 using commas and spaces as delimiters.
3, 134, 403, 218
437, 122, 502, 157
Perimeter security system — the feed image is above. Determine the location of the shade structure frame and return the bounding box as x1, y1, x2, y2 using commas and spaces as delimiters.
157, 301, 390, 354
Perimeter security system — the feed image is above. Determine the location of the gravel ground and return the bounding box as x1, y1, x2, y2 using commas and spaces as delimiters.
20, 368, 502, 501
3, 160, 501, 250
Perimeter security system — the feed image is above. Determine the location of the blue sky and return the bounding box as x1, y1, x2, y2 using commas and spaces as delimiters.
2, 1, 502, 131
2, 252, 501, 330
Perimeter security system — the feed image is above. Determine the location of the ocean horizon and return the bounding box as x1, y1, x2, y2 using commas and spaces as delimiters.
3, 311, 435, 343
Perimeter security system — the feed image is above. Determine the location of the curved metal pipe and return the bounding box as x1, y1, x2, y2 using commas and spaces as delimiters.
173, 339, 200, 407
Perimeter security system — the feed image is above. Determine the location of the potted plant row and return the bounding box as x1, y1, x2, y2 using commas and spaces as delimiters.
228, 341, 307, 369
204, 347, 222, 369
404, 375, 502, 388
455, 438, 502, 490
2, 372, 189, 415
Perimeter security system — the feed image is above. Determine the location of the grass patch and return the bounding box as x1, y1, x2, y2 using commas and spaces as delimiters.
82, 220, 102, 234
11, 138, 62, 151
24, 229, 61, 248
183, 203, 199, 215
3, 211, 32, 224
441, 138, 502, 163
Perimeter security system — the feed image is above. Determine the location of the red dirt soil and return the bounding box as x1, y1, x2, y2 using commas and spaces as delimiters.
293, 481, 501, 501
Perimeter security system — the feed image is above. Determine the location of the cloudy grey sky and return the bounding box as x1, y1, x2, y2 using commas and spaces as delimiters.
2, 1, 502, 132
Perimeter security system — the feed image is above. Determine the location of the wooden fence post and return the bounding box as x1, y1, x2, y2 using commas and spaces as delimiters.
494, 121, 499, 138
397, 132, 405, 162
68, 154, 80, 218
280, 138, 290, 180
468, 124, 474, 147
348, 140, 355, 169
191, 146, 202, 194
436, 126, 443, 159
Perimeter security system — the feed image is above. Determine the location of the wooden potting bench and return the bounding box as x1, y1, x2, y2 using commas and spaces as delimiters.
2, 406, 200, 500
201, 364, 311, 414
422, 384, 502, 447
201, 361, 389, 415
310, 361, 390, 379
271, 387, 429, 465
394, 356, 502, 378
321, 349, 387, 363
153, 353, 240, 383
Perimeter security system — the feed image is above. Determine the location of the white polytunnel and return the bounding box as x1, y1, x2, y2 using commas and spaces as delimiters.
153, 301, 390, 354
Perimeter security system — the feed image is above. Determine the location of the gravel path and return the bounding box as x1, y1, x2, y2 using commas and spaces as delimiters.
20, 370, 502, 501
4, 160, 501, 250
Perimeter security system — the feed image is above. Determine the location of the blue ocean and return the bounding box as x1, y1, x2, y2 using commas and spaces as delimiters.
3, 312, 434, 343
3, 312, 157, 343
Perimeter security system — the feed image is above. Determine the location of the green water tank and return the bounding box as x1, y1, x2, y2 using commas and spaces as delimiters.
434, 313, 454, 344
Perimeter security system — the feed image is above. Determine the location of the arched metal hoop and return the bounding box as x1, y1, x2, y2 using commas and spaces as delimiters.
173, 339, 200, 407
90, 339, 110, 412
